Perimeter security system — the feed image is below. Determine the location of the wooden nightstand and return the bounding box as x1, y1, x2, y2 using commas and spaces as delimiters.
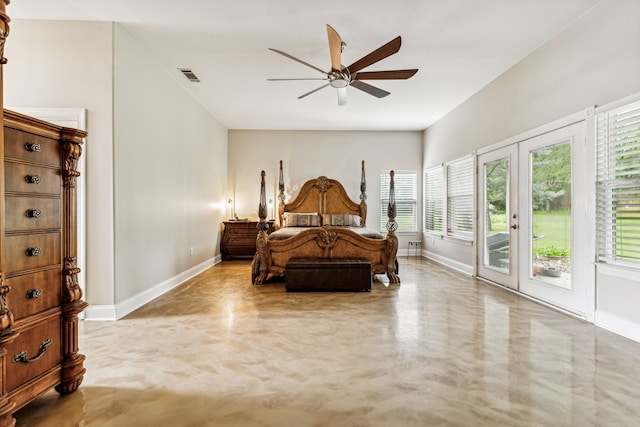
221, 220, 274, 260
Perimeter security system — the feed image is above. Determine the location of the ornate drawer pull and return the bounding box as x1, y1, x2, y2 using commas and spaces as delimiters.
25, 142, 42, 152
12, 339, 53, 363
25, 174, 41, 184
26, 288, 43, 299
26, 209, 42, 218
25, 247, 42, 257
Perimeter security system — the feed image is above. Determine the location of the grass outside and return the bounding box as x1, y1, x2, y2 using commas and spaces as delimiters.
489, 210, 571, 254
532, 210, 571, 254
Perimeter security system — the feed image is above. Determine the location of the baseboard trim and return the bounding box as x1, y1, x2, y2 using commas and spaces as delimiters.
84, 304, 117, 321
84, 257, 219, 321
595, 310, 640, 343
423, 250, 473, 276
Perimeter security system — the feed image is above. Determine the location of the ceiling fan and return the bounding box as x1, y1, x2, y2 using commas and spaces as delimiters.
268, 25, 418, 106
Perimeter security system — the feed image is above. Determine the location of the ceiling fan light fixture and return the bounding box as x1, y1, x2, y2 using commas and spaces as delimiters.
330, 78, 349, 88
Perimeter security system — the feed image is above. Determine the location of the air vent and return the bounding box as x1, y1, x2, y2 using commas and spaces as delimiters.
178, 68, 200, 82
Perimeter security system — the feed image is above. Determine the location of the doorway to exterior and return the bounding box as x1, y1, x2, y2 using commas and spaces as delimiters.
477, 121, 590, 317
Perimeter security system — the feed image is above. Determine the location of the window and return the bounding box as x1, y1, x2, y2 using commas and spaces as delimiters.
446, 156, 474, 238
380, 171, 417, 232
596, 99, 640, 265
424, 166, 443, 234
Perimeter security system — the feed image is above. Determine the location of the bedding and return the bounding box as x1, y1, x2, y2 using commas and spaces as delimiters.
283, 212, 322, 227
322, 213, 362, 227
268, 226, 383, 241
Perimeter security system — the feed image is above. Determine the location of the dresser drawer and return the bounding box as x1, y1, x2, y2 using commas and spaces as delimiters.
6, 315, 61, 392
4, 232, 61, 272
4, 162, 61, 195
5, 196, 61, 232
227, 225, 257, 235
5, 269, 61, 320
227, 236, 257, 245
4, 127, 60, 167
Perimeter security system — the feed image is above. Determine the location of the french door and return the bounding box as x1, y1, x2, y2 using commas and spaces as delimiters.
478, 145, 518, 289
478, 122, 588, 316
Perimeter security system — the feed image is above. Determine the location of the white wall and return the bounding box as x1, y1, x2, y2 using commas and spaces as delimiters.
423, 0, 640, 339
424, 0, 640, 269
113, 25, 228, 306
228, 130, 423, 250
4, 20, 116, 308
4, 20, 229, 319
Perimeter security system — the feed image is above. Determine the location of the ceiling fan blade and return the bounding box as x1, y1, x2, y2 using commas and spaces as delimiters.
326, 24, 342, 72
269, 48, 326, 75
346, 36, 402, 74
268, 78, 329, 81
298, 83, 330, 99
354, 69, 418, 80
337, 87, 348, 106
350, 80, 390, 98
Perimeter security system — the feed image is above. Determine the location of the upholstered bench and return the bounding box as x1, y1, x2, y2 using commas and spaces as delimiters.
285, 258, 372, 292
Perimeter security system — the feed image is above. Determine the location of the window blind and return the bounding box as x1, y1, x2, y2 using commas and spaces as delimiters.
596, 99, 640, 264
424, 166, 443, 233
380, 171, 417, 232
447, 156, 474, 237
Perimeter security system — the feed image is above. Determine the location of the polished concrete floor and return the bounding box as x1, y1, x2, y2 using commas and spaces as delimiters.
15, 259, 640, 426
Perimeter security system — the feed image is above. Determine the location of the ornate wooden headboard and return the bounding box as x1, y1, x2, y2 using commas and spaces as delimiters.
275, 160, 368, 227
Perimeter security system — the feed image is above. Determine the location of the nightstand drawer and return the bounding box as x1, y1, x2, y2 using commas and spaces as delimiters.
4, 162, 61, 195
5, 269, 61, 320
4, 127, 60, 167
5, 232, 61, 273
227, 225, 257, 234
227, 236, 256, 245
7, 315, 62, 392
5, 196, 61, 232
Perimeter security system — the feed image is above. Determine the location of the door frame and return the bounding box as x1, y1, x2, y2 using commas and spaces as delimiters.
475, 108, 595, 321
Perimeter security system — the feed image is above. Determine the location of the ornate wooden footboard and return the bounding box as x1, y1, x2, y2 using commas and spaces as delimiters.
251, 161, 400, 285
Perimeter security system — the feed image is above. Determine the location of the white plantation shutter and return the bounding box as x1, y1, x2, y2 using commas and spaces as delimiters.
596, 99, 640, 264
424, 166, 443, 234
447, 156, 474, 238
380, 171, 417, 232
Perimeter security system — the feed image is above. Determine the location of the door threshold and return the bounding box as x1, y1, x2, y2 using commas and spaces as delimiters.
476, 276, 587, 322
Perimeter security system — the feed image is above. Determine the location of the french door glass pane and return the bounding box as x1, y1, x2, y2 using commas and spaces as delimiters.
530, 144, 571, 289
484, 159, 510, 271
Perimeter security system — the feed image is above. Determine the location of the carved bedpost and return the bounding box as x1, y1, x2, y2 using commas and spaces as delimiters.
252, 171, 270, 285
385, 171, 400, 283
0, 3, 16, 427
278, 160, 285, 228
359, 160, 367, 226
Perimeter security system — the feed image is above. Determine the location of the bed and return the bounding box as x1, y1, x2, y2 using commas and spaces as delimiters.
251, 161, 400, 285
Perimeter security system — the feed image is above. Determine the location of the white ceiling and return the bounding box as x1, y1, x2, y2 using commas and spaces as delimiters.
8, 0, 599, 131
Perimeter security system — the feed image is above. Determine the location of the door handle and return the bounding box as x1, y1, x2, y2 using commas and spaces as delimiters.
510, 224, 518, 230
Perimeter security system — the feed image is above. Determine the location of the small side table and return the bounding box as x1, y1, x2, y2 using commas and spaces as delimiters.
407, 240, 422, 260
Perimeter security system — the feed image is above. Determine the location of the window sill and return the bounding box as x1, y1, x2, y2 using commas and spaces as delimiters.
380, 230, 420, 235
423, 231, 444, 239
597, 262, 640, 280
445, 235, 474, 246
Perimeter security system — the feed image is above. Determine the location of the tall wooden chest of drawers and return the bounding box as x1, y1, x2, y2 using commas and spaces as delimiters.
0, 110, 87, 426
